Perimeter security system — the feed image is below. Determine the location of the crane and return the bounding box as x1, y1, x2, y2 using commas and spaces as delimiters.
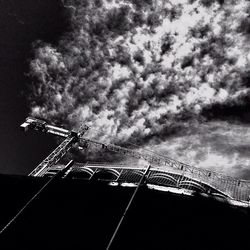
21, 117, 89, 176
21, 116, 216, 179
20, 117, 250, 207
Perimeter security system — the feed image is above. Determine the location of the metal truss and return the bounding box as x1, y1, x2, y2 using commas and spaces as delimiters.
21, 117, 250, 206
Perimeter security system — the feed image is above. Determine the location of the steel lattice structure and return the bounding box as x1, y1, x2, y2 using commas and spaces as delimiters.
21, 117, 250, 207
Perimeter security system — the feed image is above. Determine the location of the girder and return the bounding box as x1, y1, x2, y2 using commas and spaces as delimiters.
20, 117, 250, 207
95, 168, 120, 180
60, 162, 250, 207
29, 136, 75, 177
23, 117, 89, 177
148, 172, 178, 183
178, 180, 206, 193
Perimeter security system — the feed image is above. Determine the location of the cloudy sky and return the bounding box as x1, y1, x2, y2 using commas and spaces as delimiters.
1, 0, 250, 178
0, 0, 67, 175
27, 0, 250, 179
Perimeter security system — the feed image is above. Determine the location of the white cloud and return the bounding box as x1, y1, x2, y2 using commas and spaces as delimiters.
29, 0, 250, 179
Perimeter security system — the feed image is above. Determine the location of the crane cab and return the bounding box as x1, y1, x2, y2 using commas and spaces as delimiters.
20, 117, 47, 133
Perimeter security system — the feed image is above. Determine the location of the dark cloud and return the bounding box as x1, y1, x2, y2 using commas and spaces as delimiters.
201, 93, 250, 123
199, 0, 225, 8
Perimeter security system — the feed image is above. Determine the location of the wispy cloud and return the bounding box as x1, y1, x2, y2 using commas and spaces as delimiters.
147, 121, 250, 178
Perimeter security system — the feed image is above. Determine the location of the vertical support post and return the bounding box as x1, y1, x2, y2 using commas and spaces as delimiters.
29, 136, 76, 177
0, 160, 74, 235
106, 165, 151, 250
29, 123, 88, 177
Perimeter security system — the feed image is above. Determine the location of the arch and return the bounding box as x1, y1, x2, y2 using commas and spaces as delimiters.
43, 173, 56, 178
210, 192, 228, 201
131, 169, 145, 176
198, 182, 231, 199
67, 167, 94, 180
178, 180, 206, 193
46, 169, 58, 175
148, 173, 178, 187
121, 169, 146, 183
95, 168, 120, 181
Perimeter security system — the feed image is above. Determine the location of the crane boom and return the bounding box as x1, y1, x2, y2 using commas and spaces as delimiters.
20, 117, 250, 208
22, 117, 89, 177
21, 117, 217, 179
21, 117, 174, 172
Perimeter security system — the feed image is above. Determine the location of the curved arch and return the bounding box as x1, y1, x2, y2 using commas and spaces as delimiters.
179, 180, 206, 193
196, 181, 232, 199
95, 168, 120, 181
131, 169, 145, 176
81, 167, 95, 176
43, 172, 56, 178
67, 167, 94, 179
210, 192, 228, 200
119, 169, 145, 183
148, 173, 178, 187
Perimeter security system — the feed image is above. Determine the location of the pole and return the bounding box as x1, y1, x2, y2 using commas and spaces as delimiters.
0, 160, 74, 235
106, 165, 151, 250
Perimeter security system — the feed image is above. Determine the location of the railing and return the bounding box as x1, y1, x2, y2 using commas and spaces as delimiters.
59, 162, 250, 207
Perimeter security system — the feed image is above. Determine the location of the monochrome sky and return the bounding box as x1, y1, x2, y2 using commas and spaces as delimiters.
1, 0, 250, 178
0, 0, 67, 175
25, 0, 250, 179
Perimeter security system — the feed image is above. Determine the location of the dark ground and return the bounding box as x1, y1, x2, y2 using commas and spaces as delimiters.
0, 174, 249, 249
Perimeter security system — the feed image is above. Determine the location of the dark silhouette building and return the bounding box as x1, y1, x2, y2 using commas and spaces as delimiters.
0, 173, 250, 249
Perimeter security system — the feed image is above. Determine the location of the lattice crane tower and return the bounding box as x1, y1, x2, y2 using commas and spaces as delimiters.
21, 117, 250, 208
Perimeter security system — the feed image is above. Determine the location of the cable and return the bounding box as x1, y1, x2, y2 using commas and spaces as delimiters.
106, 165, 151, 250
0, 160, 74, 235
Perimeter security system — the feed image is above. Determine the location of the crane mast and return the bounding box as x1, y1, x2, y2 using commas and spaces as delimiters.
21, 117, 180, 177
20, 117, 250, 208
21, 117, 89, 177
20, 117, 222, 180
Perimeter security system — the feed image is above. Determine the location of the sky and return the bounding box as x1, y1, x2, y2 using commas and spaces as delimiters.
1, 0, 250, 179
0, 0, 68, 174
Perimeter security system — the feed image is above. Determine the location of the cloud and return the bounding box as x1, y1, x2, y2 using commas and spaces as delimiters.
147, 121, 250, 178
28, 0, 250, 178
